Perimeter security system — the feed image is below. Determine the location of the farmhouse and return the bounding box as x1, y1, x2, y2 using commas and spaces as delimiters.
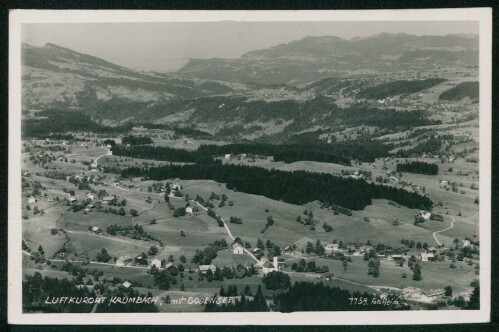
116, 255, 133, 266
462, 240, 471, 248
102, 196, 115, 204
68, 196, 77, 204
164, 262, 173, 270
440, 180, 449, 188
259, 256, 286, 275
122, 281, 132, 289
417, 210, 431, 221
27, 197, 37, 204
284, 246, 294, 254
424, 289, 445, 299
232, 243, 244, 255
185, 206, 193, 214
324, 243, 339, 254
151, 258, 162, 268
46, 196, 55, 202
199, 264, 217, 274
91, 226, 102, 234
86, 193, 95, 200
420, 252, 435, 262
224, 154, 232, 159
428, 246, 437, 254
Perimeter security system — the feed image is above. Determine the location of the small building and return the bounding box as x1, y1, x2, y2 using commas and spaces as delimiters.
440, 180, 449, 188
164, 262, 173, 270
420, 252, 435, 262
462, 240, 471, 248
68, 196, 77, 204
185, 206, 193, 214
224, 154, 232, 159
232, 243, 244, 255
198, 264, 217, 274
86, 193, 95, 200
428, 246, 437, 254
81, 143, 88, 147
150, 258, 162, 268
102, 196, 115, 204
27, 197, 37, 204
46, 196, 55, 202
418, 210, 432, 221
284, 246, 294, 254
324, 243, 339, 254
106, 144, 112, 149
122, 281, 132, 289
116, 255, 133, 266
171, 183, 181, 190
273, 256, 286, 270
91, 226, 102, 234
424, 289, 445, 298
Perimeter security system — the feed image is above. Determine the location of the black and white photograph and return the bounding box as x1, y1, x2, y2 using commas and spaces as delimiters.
8, 9, 492, 325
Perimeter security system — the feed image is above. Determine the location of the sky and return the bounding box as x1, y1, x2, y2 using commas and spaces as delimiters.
22, 21, 478, 72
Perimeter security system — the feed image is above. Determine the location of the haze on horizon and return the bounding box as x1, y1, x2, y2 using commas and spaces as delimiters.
22, 21, 478, 72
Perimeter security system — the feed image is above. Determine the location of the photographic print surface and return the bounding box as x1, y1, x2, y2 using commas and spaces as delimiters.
9, 9, 492, 325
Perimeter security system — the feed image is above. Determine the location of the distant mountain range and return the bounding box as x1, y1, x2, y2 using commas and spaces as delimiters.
178, 33, 478, 85
21, 33, 478, 135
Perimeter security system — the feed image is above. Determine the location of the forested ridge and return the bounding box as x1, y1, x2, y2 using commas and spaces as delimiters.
357, 78, 446, 99
120, 160, 433, 210
112, 140, 391, 165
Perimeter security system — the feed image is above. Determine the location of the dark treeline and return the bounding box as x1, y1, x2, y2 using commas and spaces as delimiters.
393, 137, 443, 158
339, 107, 442, 129
274, 282, 409, 312
357, 78, 446, 99
22, 110, 132, 138
120, 161, 433, 211
112, 140, 391, 165
111, 145, 207, 163
439, 81, 478, 102
397, 161, 439, 175
121, 135, 153, 145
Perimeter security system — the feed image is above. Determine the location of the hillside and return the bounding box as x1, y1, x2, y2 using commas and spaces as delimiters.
178, 33, 478, 85
22, 43, 246, 111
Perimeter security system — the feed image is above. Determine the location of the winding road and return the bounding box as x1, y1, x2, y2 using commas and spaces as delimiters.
432, 216, 456, 246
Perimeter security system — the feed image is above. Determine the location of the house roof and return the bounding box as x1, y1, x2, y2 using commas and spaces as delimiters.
103, 196, 115, 201
199, 264, 216, 271
122, 281, 132, 288
232, 243, 243, 249
119, 255, 132, 261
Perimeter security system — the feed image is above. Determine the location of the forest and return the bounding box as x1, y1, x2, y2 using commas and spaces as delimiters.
439, 81, 479, 103
120, 160, 433, 211
357, 78, 446, 99
397, 161, 439, 175
22, 109, 131, 138
111, 140, 391, 165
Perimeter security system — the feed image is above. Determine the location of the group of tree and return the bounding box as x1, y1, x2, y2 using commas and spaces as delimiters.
191, 239, 228, 265
396, 161, 438, 175
121, 160, 433, 211
121, 135, 153, 145
291, 259, 329, 274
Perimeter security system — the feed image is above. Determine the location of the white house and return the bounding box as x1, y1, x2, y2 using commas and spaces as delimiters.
199, 264, 217, 274
462, 240, 471, 248
102, 196, 115, 204
418, 210, 432, 221
27, 197, 37, 204
68, 196, 77, 204
420, 252, 435, 262
91, 226, 102, 234
116, 255, 133, 266
81, 143, 88, 147
46, 196, 55, 202
122, 281, 132, 288
232, 243, 244, 255
185, 206, 193, 214
440, 180, 449, 188
224, 154, 232, 159
151, 258, 162, 268
324, 243, 339, 254
86, 193, 95, 200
